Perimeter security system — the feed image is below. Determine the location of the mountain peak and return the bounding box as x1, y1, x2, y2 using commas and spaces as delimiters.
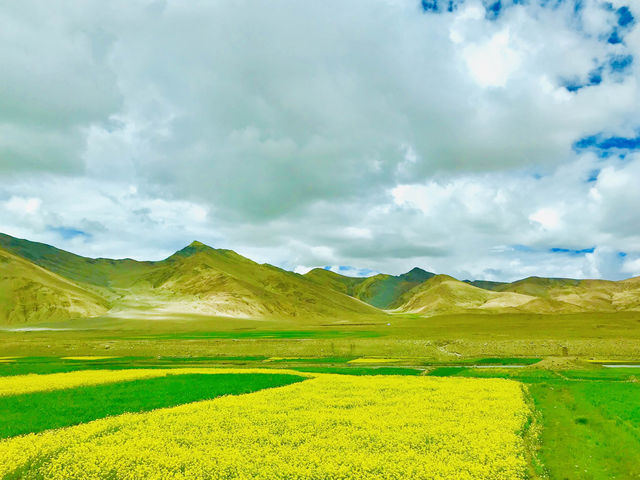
169, 240, 215, 260
407, 267, 428, 275
188, 240, 208, 248
398, 267, 435, 282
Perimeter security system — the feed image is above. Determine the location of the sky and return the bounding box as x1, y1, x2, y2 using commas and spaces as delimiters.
1, 0, 640, 281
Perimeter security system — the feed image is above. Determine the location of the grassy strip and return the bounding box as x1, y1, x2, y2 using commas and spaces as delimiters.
423, 357, 542, 366
265, 357, 354, 363
123, 330, 381, 340
0, 356, 272, 377
0, 373, 304, 439
529, 380, 640, 479
292, 366, 423, 375
474, 357, 542, 365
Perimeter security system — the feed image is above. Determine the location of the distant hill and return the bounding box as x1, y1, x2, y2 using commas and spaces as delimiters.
0, 234, 382, 324
392, 275, 584, 315
113, 241, 383, 320
0, 247, 109, 324
305, 267, 435, 309
0, 232, 145, 288
2, 232, 639, 324
492, 276, 640, 312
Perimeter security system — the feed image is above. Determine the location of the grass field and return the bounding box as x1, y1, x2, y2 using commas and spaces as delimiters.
2, 311, 639, 360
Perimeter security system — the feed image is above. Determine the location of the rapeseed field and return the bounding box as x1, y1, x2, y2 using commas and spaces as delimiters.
0, 367, 313, 396
0, 373, 530, 479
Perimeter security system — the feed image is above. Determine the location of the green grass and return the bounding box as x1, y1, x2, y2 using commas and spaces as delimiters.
124, 330, 381, 340
427, 366, 468, 377
292, 366, 423, 375
561, 368, 640, 381
266, 357, 354, 363
0, 373, 305, 439
429, 367, 562, 382
473, 357, 542, 365
0, 356, 273, 377
529, 380, 640, 479
422, 357, 542, 367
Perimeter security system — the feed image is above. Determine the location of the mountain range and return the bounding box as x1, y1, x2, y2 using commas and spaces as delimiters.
1, 232, 639, 325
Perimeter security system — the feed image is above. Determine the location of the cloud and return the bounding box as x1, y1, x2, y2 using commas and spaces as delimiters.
529, 208, 562, 231
462, 29, 521, 87
0, 0, 639, 281
0, 4, 121, 174
4, 196, 41, 215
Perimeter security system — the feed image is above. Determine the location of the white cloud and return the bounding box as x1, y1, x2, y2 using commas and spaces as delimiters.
462, 30, 521, 87
529, 208, 562, 230
622, 258, 640, 277
4, 196, 41, 215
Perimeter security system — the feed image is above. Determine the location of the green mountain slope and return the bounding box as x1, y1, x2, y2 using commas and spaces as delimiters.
0, 247, 109, 324
305, 267, 435, 309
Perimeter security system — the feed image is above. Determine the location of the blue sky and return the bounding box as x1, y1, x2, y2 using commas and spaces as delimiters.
0, 0, 639, 281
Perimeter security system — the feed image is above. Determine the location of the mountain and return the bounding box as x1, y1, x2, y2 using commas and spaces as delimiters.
393, 274, 591, 315
110, 241, 383, 320
0, 247, 109, 324
0, 234, 383, 324
2, 232, 640, 324
395, 274, 640, 316
303, 268, 368, 296
493, 276, 640, 312
0, 233, 153, 292
305, 267, 435, 309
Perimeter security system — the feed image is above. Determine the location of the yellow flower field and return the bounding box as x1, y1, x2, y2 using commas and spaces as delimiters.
348, 357, 403, 364
0, 367, 313, 397
60, 355, 120, 361
0, 374, 530, 479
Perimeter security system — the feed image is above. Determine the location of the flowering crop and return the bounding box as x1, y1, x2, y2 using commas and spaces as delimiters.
348, 357, 403, 364
60, 356, 119, 361
0, 374, 530, 479
0, 368, 312, 397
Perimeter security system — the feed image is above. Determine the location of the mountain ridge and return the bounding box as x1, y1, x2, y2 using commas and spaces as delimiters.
1, 232, 639, 324
304, 266, 436, 309
0, 233, 383, 324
